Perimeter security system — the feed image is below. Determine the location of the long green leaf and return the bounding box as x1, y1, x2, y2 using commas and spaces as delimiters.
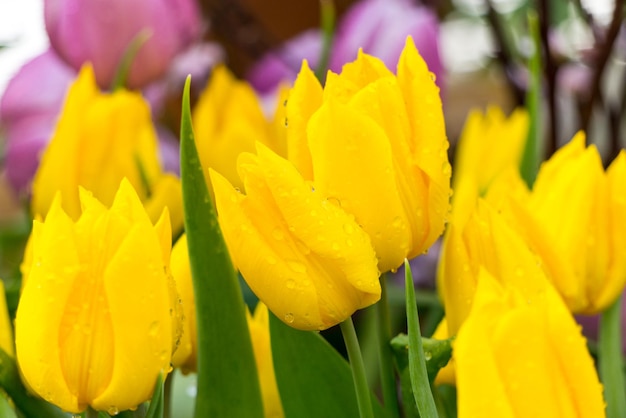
519, 10, 542, 188
405, 260, 438, 417
599, 294, 626, 418
180, 76, 263, 418
269, 313, 386, 418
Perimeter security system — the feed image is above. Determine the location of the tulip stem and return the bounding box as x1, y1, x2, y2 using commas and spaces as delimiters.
376, 273, 400, 418
598, 293, 626, 418
340, 317, 375, 418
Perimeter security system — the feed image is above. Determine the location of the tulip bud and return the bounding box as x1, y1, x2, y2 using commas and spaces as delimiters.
44, 0, 202, 89
488, 133, 626, 314
193, 66, 287, 195
211, 143, 381, 331
438, 180, 548, 335
15, 179, 181, 414
31, 65, 182, 234
455, 269, 605, 417
287, 37, 451, 273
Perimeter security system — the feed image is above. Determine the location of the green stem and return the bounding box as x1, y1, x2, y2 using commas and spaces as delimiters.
111, 29, 152, 91
376, 274, 400, 418
163, 373, 172, 418
599, 294, 626, 418
340, 317, 375, 418
315, 0, 335, 82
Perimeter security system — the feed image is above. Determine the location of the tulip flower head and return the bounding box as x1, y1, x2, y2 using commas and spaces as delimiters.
15, 179, 181, 414
31, 65, 183, 233
452, 107, 529, 194
487, 133, 626, 314
438, 180, 548, 335
193, 66, 287, 194
211, 143, 381, 331
286, 37, 451, 273
44, 0, 202, 89
455, 269, 605, 417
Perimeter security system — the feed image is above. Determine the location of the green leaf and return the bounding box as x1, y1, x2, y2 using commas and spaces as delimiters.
390, 335, 453, 384
0, 348, 68, 418
145, 374, 164, 418
315, 0, 336, 83
519, 10, 542, 188
0, 393, 18, 418
599, 294, 626, 418
111, 29, 152, 91
180, 76, 264, 418
404, 260, 438, 418
269, 313, 386, 418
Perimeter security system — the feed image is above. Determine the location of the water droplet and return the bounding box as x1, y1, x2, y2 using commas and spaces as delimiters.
286, 279, 296, 289
310, 209, 318, 217
284, 313, 295, 323
343, 223, 355, 234
392, 217, 403, 228
515, 267, 524, 277
424, 351, 433, 361
346, 239, 353, 247
442, 162, 452, 177
107, 406, 119, 416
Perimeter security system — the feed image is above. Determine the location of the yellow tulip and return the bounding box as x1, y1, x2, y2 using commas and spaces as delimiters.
453, 107, 528, 194
437, 180, 548, 335
211, 143, 380, 330
0, 281, 13, 357
193, 65, 287, 193
455, 269, 605, 418
286, 37, 451, 273
15, 179, 180, 414
170, 235, 196, 374
487, 133, 626, 314
169, 237, 284, 417
31, 65, 182, 234
247, 302, 284, 418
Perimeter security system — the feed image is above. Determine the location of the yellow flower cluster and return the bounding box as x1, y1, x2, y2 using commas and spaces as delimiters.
9, 29, 620, 418
436, 107, 622, 416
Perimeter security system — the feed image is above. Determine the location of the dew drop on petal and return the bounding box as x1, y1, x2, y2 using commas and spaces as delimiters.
286, 279, 295, 289
284, 313, 295, 323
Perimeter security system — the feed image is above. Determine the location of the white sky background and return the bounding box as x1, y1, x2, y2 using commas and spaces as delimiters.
0, 0, 616, 97
0, 0, 47, 96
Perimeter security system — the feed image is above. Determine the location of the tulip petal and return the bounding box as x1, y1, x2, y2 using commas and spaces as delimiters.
396, 37, 450, 249
307, 100, 410, 272
598, 151, 626, 309
212, 144, 380, 330
285, 60, 322, 180
16, 197, 82, 412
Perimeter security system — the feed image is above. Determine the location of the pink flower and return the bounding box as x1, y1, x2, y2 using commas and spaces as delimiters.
44, 0, 202, 89
0, 49, 74, 193
247, 0, 442, 93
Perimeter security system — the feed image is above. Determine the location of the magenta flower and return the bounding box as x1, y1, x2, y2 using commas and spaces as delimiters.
44, 0, 202, 89
0, 49, 74, 193
247, 0, 442, 93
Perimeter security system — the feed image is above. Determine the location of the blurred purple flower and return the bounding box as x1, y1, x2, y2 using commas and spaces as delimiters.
1, 49, 74, 193
247, 0, 442, 94
44, 0, 203, 89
